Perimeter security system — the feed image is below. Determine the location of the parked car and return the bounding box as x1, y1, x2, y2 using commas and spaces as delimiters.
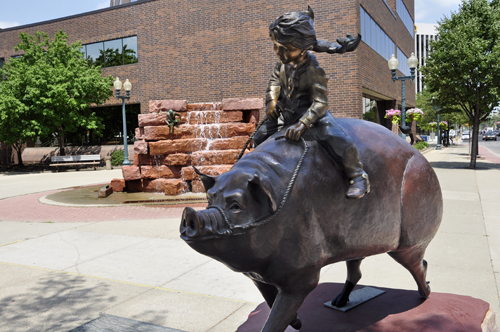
482, 131, 497, 141
462, 130, 470, 140
494, 130, 500, 136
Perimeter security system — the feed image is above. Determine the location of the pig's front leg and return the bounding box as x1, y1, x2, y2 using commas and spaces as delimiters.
261, 289, 310, 332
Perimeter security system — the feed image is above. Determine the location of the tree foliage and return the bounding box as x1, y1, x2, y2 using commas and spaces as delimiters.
421, 0, 500, 168
0, 30, 114, 164
416, 88, 468, 131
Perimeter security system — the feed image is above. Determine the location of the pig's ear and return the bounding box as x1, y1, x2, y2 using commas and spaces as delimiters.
249, 174, 278, 212
193, 166, 216, 191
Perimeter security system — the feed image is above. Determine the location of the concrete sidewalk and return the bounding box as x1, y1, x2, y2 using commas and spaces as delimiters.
0, 143, 499, 331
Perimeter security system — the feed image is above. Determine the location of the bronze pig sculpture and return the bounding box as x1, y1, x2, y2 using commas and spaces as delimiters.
180, 119, 443, 332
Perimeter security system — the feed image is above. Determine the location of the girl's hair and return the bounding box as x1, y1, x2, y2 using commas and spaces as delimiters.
269, 9, 317, 50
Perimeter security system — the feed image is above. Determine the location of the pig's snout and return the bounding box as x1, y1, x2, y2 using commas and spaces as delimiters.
180, 206, 230, 240
181, 207, 202, 238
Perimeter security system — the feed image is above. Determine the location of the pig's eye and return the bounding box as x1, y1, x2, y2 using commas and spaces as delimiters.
229, 202, 243, 213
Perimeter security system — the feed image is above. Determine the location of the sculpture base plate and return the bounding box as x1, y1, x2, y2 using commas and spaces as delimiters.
237, 283, 496, 332
324, 286, 385, 312
69, 314, 186, 332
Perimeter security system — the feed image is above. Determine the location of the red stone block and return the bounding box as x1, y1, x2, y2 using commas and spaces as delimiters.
222, 98, 264, 111
125, 179, 142, 193
208, 136, 249, 150
143, 178, 189, 195
138, 154, 153, 165
140, 165, 181, 179
135, 127, 144, 140
133, 153, 139, 166
187, 103, 222, 111
134, 140, 148, 155
192, 149, 243, 166
122, 165, 141, 181
143, 125, 191, 140
164, 153, 191, 166
185, 111, 243, 124
144, 123, 255, 141
138, 112, 168, 127
181, 165, 233, 180
191, 179, 206, 193
225, 123, 256, 137
149, 100, 188, 113
110, 178, 126, 192
149, 138, 208, 155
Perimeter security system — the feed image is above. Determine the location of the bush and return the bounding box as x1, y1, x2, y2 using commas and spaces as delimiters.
414, 141, 429, 150
111, 149, 124, 166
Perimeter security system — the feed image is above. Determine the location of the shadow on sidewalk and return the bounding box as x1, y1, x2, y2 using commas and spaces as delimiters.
0, 271, 166, 331
430, 160, 500, 170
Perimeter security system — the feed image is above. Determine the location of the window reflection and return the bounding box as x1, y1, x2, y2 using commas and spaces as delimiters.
103, 39, 123, 67
82, 36, 137, 67
360, 7, 395, 61
122, 36, 138, 65
86, 42, 104, 66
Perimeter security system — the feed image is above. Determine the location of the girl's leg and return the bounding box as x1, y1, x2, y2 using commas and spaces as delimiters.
315, 114, 369, 199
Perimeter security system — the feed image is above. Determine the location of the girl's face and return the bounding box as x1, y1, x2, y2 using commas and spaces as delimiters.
271, 37, 305, 65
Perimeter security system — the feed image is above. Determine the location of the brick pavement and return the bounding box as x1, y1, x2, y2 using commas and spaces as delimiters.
479, 145, 500, 164
0, 189, 202, 223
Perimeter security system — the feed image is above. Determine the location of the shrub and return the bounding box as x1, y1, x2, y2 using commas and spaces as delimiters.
111, 149, 124, 166
414, 141, 429, 150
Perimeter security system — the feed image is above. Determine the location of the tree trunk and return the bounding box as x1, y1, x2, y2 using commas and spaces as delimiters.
57, 127, 66, 156
469, 105, 480, 169
12, 141, 24, 166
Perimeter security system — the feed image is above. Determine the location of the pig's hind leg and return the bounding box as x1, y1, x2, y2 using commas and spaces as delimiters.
388, 247, 431, 298
251, 280, 302, 330
331, 258, 363, 307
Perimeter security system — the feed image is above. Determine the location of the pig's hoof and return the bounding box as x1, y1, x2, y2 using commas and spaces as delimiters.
331, 294, 349, 307
289, 317, 302, 330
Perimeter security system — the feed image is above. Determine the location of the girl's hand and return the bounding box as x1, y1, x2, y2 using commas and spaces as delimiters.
266, 102, 280, 121
285, 122, 308, 141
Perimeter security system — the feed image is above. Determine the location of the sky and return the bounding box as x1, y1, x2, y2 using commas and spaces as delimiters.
0, 0, 462, 30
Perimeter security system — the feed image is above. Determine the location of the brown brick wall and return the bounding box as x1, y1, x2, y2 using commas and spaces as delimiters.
0, 0, 414, 121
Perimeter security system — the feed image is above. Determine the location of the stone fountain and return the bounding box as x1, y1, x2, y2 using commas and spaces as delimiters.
110, 98, 262, 195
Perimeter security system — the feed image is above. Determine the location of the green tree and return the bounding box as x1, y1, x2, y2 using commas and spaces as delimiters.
421, 0, 500, 168
0, 30, 114, 164
416, 88, 468, 131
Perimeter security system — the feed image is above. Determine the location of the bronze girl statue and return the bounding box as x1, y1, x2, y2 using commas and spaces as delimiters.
254, 7, 369, 199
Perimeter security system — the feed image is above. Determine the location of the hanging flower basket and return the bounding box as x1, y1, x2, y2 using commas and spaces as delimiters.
385, 109, 401, 124
439, 121, 448, 130
429, 122, 437, 130
406, 108, 424, 123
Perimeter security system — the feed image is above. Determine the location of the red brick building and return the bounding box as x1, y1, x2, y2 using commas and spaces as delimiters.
0, 0, 415, 150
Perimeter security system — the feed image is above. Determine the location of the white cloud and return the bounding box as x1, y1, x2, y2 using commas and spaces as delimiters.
0, 21, 20, 29
95, 1, 110, 10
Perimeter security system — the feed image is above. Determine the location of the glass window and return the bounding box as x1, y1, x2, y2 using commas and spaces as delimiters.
397, 48, 410, 76
104, 39, 123, 67
122, 36, 138, 65
0, 58, 4, 69
360, 6, 395, 61
397, 0, 414, 37
86, 42, 104, 66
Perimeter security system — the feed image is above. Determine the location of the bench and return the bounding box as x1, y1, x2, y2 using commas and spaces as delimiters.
50, 155, 101, 171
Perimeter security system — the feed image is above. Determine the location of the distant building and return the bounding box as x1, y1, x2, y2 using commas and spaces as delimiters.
415, 23, 438, 94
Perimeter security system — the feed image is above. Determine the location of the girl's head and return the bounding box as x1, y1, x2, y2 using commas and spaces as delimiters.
269, 8, 317, 51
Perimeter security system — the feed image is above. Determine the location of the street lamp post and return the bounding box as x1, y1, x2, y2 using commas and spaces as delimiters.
388, 53, 419, 139
114, 77, 132, 166
431, 97, 442, 150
